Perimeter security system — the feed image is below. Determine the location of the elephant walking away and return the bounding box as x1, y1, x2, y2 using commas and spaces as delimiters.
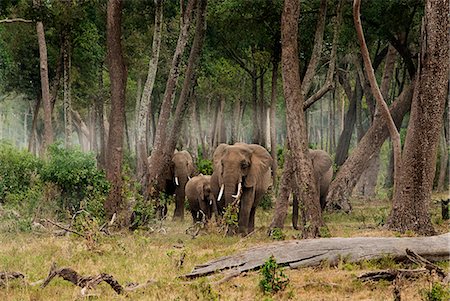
211, 143, 272, 235
292, 149, 333, 229
185, 175, 216, 222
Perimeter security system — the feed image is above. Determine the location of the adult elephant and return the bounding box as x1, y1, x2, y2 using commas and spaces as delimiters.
185, 175, 217, 222
154, 150, 195, 220
211, 143, 272, 235
292, 149, 333, 229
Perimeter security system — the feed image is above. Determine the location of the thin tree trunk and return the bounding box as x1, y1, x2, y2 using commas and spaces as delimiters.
281, 0, 324, 238
251, 74, 260, 144
147, 0, 197, 196
270, 59, 279, 188
354, 0, 402, 196
436, 128, 448, 192
63, 33, 73, 147
270, 152, 293, 230
259, 69, 266, 147
136, 0, 163, 180
28, 95, 41, 153
335, 72, 359, 166
105, 0, 127, 220
387, 0, 449, 235
96, 65, 107, 169
230, 99, 240, 144
36, 20, 53, 152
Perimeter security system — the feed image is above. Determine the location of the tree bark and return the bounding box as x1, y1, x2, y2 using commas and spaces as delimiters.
104, 0, 127, 220
387, 0, 449, 235
184, 233, 450, 278
36, 21, 53, 152
63, 32, 72, 147
96, 64, 107, 169
270, 59, 279, 188
136, 0, 163, 180
281, 0, 324, 238
335, 71, 359, 167
28, 95, 41, 154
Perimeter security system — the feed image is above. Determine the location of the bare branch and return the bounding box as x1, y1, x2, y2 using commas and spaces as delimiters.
0, 18, 32, 24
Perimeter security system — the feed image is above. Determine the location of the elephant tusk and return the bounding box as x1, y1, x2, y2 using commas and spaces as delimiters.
217, 184, 224, 201
175, 177, 179, 186
209, 199, 212, 206
232, 182, 242, 199
188, 176, 191, 180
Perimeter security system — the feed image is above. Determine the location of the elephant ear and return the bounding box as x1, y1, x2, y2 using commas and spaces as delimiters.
197, 180, 205, 201
309, 149, 333, 177
182, 150, 194, 175
244, 144, 273, 188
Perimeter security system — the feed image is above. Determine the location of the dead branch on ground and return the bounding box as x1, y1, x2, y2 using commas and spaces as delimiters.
0, 272, 25, 286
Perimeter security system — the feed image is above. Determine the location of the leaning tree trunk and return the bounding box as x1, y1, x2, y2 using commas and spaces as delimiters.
326, 84, 414, 212
387, 0, 449, 235
165, 0, 208, 220
146, 0, 196, 197
281, 0, 324, 238
36, 20, 53, 152
136, 0, 163, 180
104, 0, 127, 220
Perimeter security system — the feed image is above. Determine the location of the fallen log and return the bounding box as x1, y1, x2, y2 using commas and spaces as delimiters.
183, 233, 450, 278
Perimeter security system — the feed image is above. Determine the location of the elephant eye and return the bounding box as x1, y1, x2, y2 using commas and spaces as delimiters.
241, 160, 250, 169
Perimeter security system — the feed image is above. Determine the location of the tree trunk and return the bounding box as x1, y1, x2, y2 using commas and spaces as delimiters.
28, 95, 41, 154
165, 0, 207, 219
251, 74, 260, 144
354, 0, 402, 196
36, 21, 53, 152
259, 70, 266, 147
387, 0, 449, 235
63, 33, 73, 147
136, 0, 163, 180
270, 59, 279, 188
281, 0, 324, 238
230, 99, 241, 144
184, 233, 450, 278
146, 0, 197, 197
335, 72, 360, 167
96, 65, 107, 169
326, 84, 414, 212
104, 0, 127, 220
355, 44, 397, 197
436, 128, 448, 192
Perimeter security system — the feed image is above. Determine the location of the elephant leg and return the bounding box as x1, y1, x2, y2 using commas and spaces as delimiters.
238, 189, 254, 235
248, 206, 257, 233
173, 188, 185, 221
292, 194, 299, 230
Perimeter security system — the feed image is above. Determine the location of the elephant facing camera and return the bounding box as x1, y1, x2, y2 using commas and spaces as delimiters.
185, 174, 217, 223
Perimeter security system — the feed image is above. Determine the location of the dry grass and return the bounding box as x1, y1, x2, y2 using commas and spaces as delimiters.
0, 197, 448, 300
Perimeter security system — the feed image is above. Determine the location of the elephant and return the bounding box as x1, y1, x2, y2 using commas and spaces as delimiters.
185, 175, 216, 222
155, 150, 195, 220
211, 143, 272, 235
292, 149, 333, 229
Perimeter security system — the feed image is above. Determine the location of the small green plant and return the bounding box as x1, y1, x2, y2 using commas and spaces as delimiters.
259, 255, 290, 294
421, 282, 450, 301
270, 227, 285, 240
319, 226, 331, 238
194, 278, 219, 301
223, 203, 239, 227
259, 191, 273, 210
374, 208, 388, 227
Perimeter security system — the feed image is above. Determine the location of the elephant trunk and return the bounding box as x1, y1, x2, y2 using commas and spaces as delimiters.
223, 179, 242, 208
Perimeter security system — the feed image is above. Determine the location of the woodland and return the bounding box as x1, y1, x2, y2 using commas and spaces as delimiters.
0, 0, 449, 300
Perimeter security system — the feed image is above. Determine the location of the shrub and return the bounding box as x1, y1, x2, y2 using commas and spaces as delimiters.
0, 142, 42, 201
259, 191, 274, 210
270, 227, 285, 240
421, 282, 450, 301
259, 255, 289, 294
197, 157, 213, 175
40, 144, 109, 219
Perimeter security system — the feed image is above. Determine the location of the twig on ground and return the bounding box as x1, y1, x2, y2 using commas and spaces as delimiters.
405, 248, 447, 280
41, 219, 86, 238
0, 272, 25, 286
177, 252, 186, 269
358, 268, 428, 282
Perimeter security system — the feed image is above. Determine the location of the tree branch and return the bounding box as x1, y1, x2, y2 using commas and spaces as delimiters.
0, 18, 32, 23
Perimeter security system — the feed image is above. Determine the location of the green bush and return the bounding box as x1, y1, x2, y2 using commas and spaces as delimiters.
259, 191, 274, 210
422, 282, 450, 301
197, 157, 213, 175
40, 144, 109, 218
0, 142, 42, 201
259, 255, 289, 294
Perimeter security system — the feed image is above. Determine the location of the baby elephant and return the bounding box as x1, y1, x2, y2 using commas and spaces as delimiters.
185, 175, 215, 222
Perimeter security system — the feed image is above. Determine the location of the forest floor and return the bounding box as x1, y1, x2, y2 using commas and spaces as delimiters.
0, 194, 448, 301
